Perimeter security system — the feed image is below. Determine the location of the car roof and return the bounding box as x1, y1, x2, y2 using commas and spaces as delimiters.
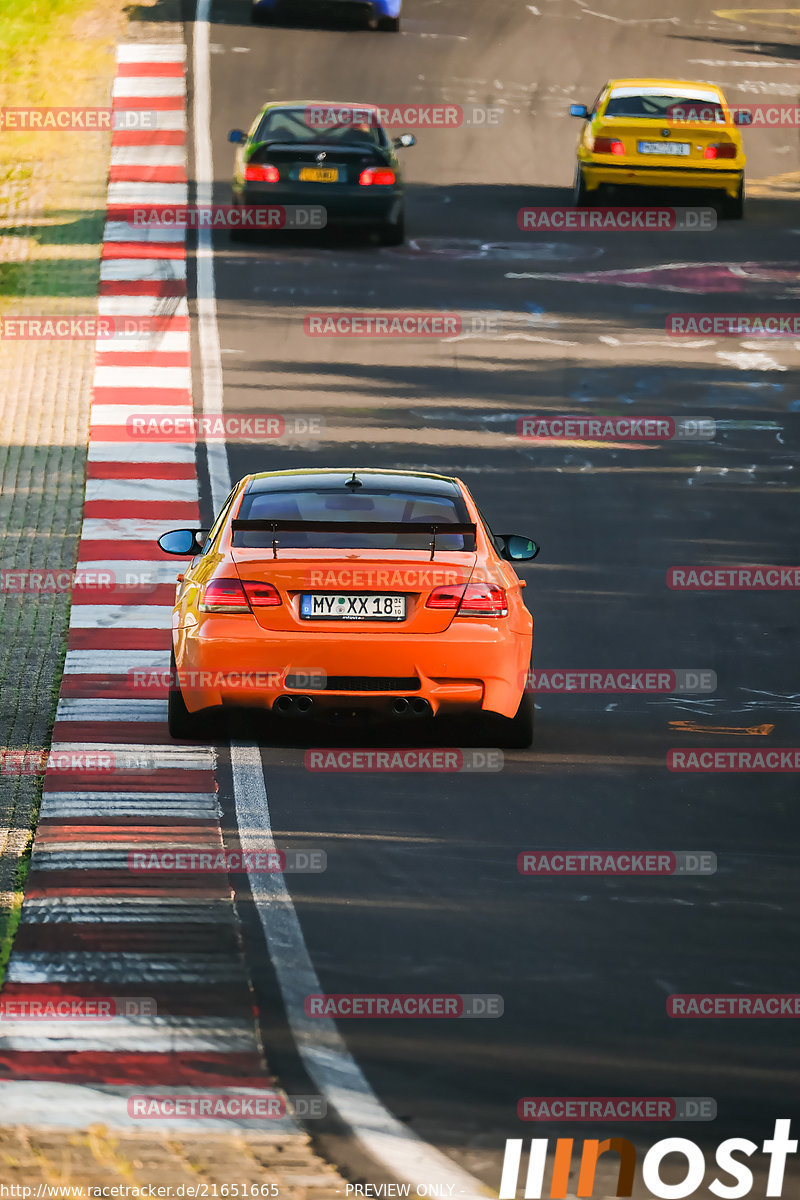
243, 468, 462, 497
604, 78, 726, 98
257, 100, 382, 115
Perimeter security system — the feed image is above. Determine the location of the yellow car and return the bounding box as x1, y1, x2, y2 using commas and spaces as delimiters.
570, 78, 749, 218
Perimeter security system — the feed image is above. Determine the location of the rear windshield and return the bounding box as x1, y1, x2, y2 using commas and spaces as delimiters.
604, 93, 726, 123
253, 108, 386, 148
232, 487, 475, 552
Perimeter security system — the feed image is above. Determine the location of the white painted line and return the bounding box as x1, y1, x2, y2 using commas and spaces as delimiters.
8, 955, 245, 984
48, 741, 213, 760
75, 559, 186, 582
117, 43, 187, 62
40, 799, 219, 820
87, 439, 196, 463
94, 362, 191, 386
0, 1017, 257, 1054
86, 478, 198, 502
0, 1082, 299, 1133
98, 295, 188, 317
96, 330, 190, 353
21, 896, 229, 920
90, 403, 194, 425
108, 180, 189, 205
80, 518, 193, 540
111, 145, 186, 167
56, 698, 170, 720
100, 259, 187, 283
104, 221, 186, 244
64, 649, 168, 673
68, 604, 173, 629
113, 76, 186, 98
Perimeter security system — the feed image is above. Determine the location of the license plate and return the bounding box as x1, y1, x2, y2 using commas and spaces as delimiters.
300, 593, 406, 621
298, 167, 339, 182
638, 141, 690, 156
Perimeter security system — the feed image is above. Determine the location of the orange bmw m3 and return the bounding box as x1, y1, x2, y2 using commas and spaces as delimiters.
158, 468, 539, 746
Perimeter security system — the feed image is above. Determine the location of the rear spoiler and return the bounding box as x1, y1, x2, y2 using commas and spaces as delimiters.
230, 519, 477, 560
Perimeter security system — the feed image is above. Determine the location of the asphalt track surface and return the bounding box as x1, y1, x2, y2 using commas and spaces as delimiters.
186, 0, 799, 1189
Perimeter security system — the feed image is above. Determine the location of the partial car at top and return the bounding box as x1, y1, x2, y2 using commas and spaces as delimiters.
252, 0, 402, 32
570, 78, 749, 218
158, 469, 540, 748
229, 102, 414, 245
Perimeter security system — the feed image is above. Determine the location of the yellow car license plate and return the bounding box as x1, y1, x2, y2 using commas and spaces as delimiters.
298, 167, 339, 182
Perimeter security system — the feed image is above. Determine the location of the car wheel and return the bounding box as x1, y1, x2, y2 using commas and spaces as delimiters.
251, 5, 275, 22
378, 213, 405, 245
167, 649, 201, 739
721, 178, 744, 220
376, 15, 400, 30
482, 692, 534, 750
573, 164, 589, 206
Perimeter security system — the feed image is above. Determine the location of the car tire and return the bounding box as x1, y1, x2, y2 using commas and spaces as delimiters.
167, 649, 201, 739
721, 178, 744, 220
481, 692, 534, 750
376, 15, 400, 30
378, 213, 405, 245
573, 164, 589, 207
251, 5, 275, 22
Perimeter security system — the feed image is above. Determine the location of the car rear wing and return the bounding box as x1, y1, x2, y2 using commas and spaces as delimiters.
230, 519, 477, 560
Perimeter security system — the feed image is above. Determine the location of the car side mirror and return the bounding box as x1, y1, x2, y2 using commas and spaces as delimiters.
158, 529, 209, 555
497, 534, 540, 562
228, 129, 246, 143
393, 134, 416, 148
733, 109, 752, 126
569, 104, 589, 119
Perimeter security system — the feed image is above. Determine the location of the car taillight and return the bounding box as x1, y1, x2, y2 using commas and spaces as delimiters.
241, 580, 281, 607
704, 144, 736, 159
200, 578, 251, 613
592, 137, 625, 155
359, 167, 396, 186
426, 582, 508, 617
244, 164, 280, 182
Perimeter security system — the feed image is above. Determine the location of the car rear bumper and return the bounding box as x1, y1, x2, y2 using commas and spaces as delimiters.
174, 619, 531, 719
254, 0, 400, 15
579, 158, 743, 198
234, 185, 403, 227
